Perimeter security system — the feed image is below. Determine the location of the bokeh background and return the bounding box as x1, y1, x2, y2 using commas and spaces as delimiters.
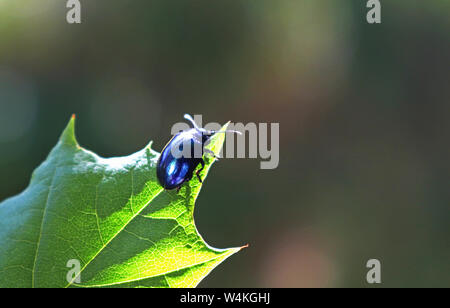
0, 0, 449, 287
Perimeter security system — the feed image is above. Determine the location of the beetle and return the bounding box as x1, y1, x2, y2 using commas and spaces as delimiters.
156, 114, 241, 191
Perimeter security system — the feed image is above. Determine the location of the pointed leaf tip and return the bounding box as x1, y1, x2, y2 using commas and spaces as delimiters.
60, 114, 78, 146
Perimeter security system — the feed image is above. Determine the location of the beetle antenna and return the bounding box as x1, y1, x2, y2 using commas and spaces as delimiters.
184, 114, 203, 131
214, 129, 242, 135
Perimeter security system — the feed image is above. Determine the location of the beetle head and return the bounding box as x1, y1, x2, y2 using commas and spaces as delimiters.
184, 114, 242, 139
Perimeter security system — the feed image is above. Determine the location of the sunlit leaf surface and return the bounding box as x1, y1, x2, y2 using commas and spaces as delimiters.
0, 116, 242, 288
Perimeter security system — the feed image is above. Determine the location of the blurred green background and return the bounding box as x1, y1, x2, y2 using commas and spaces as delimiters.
0, 0, 449, 287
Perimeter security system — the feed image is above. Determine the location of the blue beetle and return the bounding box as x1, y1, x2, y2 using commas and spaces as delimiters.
156, 114, 240, 191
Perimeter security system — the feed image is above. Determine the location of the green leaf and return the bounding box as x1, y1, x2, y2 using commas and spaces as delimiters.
0, 115, 243, 288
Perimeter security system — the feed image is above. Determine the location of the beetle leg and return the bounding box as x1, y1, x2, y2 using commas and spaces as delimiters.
205, 149, 220, 160
196, 159, 205, 183
176, 186, 181, 193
